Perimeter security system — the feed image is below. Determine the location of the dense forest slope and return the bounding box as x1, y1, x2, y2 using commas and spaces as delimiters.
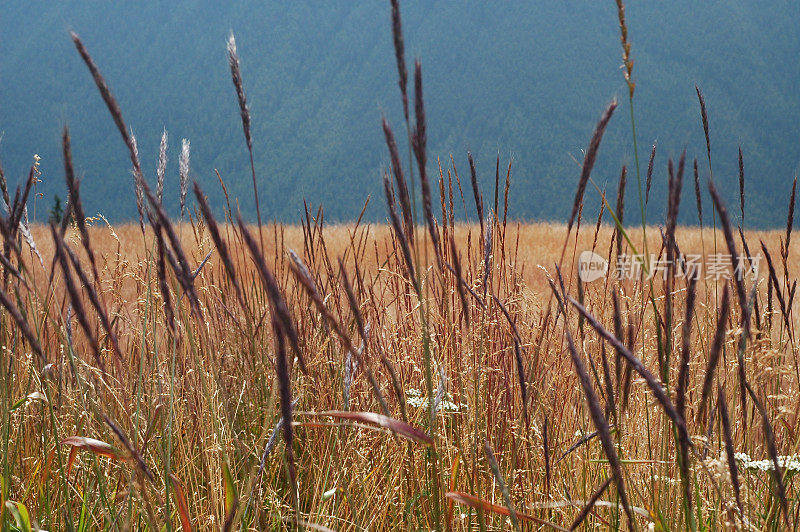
1, 2, 798, 226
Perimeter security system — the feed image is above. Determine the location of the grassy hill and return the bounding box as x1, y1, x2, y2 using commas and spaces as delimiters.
1, 1, 798, 226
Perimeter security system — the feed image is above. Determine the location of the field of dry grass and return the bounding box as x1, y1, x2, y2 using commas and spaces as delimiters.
3, 217, 800, 531
3, 0, 800, 530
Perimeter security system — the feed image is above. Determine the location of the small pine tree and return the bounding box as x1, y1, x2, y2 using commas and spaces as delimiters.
48, 195, 63, 225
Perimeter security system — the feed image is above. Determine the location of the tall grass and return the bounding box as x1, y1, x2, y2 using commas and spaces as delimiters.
1, 1, 799, 531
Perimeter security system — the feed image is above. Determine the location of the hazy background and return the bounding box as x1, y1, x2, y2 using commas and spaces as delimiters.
1, 1, 798, 227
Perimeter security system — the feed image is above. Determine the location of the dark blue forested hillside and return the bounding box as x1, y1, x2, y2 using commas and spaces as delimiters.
1, 1, 798, 226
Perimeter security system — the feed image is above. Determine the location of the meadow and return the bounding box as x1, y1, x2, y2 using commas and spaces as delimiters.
2, 1, 800, 530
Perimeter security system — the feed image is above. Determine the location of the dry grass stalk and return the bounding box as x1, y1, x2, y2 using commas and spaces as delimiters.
556, 430, 600, 465
411, 60, 441, 264
100, 412, 155, 481
493, 294, 528, 422
142, 179, 203, 316
382, 117, 414, 243
70, 31, 141, 173
0, 159, 10, 211
227, 32, 252, 160
569, 476, 613, 530
339, 259, 366, 342
693, 158, 703, 226
382, 172, 418, 292
468, 152, 484, 232
445, 254, 484, 310
738, 227, 762, 331
665, 151, 685, 251
238, 213, 307, 374
287, 249, 320, 306
760, 242, 792, 334
664, 153, 686, 387
767, 273, 774, 329
62, 240, 123, 362
0, 283, 44, 364
438, 159, 449, 245
447, 166, 456, 230
0, 215, 23, 266
512, 340, 528, 424
708, 179, 749, 333
569, 296, 689, 444
564, 326, 635, 529
162, 244, 202, 318
738, 146, 745, 224
271, 318, 299, 526
168, 473, 192, 532
696, 85, 711, 162
448, 235, 470, 325
286, 247, 383, 408
256, 397, 299, 482
339, 259, 391, 417
615, 165, 627, 260
612, 291, 625, 394
71, 30, 149, 239
670, 266, 697, 521
157, 129, 167, 204
599, 341, 616, 424
645, 142, 656, 205
193, 182, 246, 310
786, 176, 796, 256
717, 386, 743, 520
286, 250, 347, 344
591, 189, 606, 254
567, 100, 617, 234
4, 165, 37, 276
227, 32, 264, 249
154, 223, 176, 336
503, 159, 512, 228
445, 492, 562, 529
179, 139, 190, 218
484, 440, 520, 532
481, 215, 492, 298
494, 152, 500, 220
389, 0, 409, 122
50, 223, 104, 373
744, 380, 790, 527
676, 275, 697, 424
131, 135, 146, 232
10, 167, 35, 235
697, 284, 729, 424
313, 411, 431, 445
615, 0, 635, 96
0, 245, 25, 284
543, 415, 551, 493
61, 128, 100, 286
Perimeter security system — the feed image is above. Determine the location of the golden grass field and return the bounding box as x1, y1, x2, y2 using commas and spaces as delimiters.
3, 218, 800, 530
3, 1, 798, 529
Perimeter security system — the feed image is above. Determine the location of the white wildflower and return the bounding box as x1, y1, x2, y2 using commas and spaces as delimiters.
406, 386, 468, 413
735, 452, 800, 471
